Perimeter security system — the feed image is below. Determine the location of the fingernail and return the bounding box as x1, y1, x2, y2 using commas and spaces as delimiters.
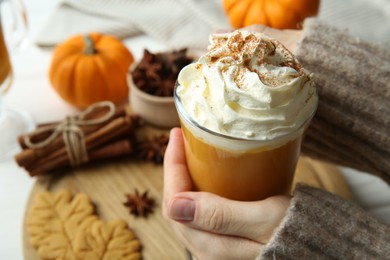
169, 198, 195, 221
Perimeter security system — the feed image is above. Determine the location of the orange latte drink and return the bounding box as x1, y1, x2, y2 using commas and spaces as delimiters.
174, 30, 318, 201
0, 18, 12, 91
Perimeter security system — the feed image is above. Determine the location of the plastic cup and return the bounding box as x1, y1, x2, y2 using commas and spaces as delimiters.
174, 83, 316, 201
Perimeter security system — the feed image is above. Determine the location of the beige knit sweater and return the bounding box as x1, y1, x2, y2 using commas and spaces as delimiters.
259, 19, 390, 259
299, 19, 390, 183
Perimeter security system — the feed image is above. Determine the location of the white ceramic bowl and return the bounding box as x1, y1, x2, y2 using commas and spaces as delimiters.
127, 63, 180, 129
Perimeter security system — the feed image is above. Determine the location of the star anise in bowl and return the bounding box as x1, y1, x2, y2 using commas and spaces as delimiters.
131, 48, 194, 97
127, 48, 194, 128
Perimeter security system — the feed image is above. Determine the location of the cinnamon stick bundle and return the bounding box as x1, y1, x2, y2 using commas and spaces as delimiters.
28, 139, 134, 177
15, 102, 141, 177
17, 103, 128, 149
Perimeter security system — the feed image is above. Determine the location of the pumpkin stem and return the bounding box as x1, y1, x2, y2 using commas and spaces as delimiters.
84, 35, 96, 55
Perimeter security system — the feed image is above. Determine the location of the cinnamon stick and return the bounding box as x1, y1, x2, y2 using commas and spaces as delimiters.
15, 115, 138, 168
28, 138, 134, 177
18, 104, 128, 149
18, 115, 136, 172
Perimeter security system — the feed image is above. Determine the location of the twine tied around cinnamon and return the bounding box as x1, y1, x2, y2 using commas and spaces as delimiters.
23, 101, 116, 166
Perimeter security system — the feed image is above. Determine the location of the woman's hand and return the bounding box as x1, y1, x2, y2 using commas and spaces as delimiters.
242, 24, 302, 53
217, 24, 302, 53
163, 128, 291, 259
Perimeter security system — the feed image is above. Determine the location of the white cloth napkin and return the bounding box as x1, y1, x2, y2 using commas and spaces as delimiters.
34, 0, 229, 51
319, 0, 390, 46
35, 0, 390, 50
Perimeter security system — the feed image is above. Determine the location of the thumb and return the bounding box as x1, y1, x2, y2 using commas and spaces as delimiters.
167, 192, 290, 244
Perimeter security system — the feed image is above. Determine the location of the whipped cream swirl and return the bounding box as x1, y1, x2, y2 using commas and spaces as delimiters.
176, 30, 317, 140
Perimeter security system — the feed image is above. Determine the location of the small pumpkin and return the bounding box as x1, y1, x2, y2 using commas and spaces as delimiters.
223, 0, 320, 29
49, 33, 134, 109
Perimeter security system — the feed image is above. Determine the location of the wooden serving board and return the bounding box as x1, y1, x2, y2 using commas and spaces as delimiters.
22, 126, 352, 260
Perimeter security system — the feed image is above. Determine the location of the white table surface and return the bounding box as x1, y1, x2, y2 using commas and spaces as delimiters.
1, 1, 389, 259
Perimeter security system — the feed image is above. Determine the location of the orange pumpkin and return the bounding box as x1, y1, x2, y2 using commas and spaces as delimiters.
49, 33, 134, 109
223, 0, 320, 29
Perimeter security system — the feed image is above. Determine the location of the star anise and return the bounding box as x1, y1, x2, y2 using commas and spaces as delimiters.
123, 189, 155, 217
136, 134, 169, 164
130, 48, 194, 97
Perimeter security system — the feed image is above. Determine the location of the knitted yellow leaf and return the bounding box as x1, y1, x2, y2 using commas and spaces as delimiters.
26, 189, 98, 259
74, 219, 142, 260
26, 189, 142, 260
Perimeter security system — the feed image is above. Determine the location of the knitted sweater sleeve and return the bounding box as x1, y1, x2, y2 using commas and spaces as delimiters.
259, 19, 390, 259
259, 184, 390, 259
296, 18, 390, 183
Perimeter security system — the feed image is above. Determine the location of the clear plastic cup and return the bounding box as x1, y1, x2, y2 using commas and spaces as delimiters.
174, 82, 317, 201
